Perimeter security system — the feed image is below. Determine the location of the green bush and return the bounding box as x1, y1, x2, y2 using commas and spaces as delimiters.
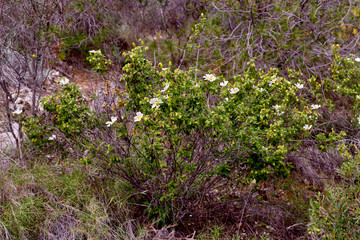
86, 50, 112, 75
24, 45, 331, 225
23, 80, 95, 158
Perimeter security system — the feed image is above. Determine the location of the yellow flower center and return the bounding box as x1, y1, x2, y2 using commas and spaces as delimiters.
137, 116, 142, 121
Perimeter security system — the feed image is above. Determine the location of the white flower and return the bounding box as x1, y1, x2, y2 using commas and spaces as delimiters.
356, 95, 360, 99
220, 81, 228, 87
134, 112, 143, 122
295, 83, 304, 89
12, 109, 22, 115
164, 95, 169, 99
106, 116, 117, 127
277, 111, 285, 116
161, 82, 170, 92
162, 68, 168, 71
48, 134, 56, 141
229, 87, 239, 94
225, 98, 229, 101
269, 76, 278, 86
203, 74, 216, 82
355, 57, 360, 62
357, 116, 360, 124
150, 97, 163, 109
89, 50, 101, 54
310, 104, 321, 110
273, 105, 281, 111
303, 124, 312, 130
254, 85, 265, 92
58, 77, 69, 85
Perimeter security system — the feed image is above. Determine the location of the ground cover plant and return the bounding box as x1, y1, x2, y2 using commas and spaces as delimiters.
308, 146, 360, 240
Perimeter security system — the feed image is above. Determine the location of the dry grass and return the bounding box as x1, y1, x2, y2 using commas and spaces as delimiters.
0, 157, 142, 240
290, 147, 343, 190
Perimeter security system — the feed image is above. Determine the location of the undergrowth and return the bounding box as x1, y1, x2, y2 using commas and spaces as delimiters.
0, 159, 143, 239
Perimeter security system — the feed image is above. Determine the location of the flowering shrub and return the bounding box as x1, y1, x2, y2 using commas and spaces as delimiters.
86, 49, 112, 75
220, 62, 319, 178
123, 47, 324, 179
25, 46, 332, 224
40, 83, 90, 136
23, 82, 93, 155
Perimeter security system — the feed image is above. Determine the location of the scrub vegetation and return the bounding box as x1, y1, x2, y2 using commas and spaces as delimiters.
1, 0, 360, 239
